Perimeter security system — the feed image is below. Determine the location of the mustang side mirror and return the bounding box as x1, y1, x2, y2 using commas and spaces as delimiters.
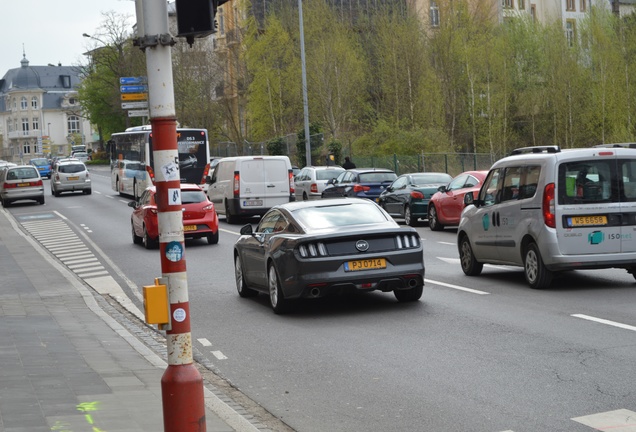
240, 224, 253, 236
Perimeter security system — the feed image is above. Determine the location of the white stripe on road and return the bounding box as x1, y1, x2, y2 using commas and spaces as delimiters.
197, 338, 212, 347
212, 350, 228, 360
571, 314, 636, 332
425, 278, 490, 295
438, 241, 456, 246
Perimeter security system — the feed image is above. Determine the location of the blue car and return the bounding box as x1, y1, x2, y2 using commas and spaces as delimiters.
29, 158, 51, 179
321, 168, 397, 201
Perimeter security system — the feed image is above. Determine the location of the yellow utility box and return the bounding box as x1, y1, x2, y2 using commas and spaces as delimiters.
143, 278, 169, 325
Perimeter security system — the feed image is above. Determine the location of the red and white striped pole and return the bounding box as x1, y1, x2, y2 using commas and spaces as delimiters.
136, 1, 205, 430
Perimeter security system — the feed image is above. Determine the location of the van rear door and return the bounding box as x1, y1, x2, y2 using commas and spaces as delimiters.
238, 158, 291, 210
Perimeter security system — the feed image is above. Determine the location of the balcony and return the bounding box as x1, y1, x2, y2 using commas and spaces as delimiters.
7, 130, 40, 139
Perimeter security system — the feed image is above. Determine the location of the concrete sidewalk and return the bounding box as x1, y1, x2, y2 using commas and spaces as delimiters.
0, 208, 262, 432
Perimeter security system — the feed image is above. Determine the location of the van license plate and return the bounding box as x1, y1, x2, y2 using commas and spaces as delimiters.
344, 258, 386, 272
184, 225, 197, 231
244, 199, 263, 206
567, 215, 608, 227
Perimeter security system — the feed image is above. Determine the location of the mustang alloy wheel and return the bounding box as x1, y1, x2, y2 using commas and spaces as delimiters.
268, 264, 291, 314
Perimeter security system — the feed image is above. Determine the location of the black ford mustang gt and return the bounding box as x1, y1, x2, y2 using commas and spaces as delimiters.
233, 198, 425, 314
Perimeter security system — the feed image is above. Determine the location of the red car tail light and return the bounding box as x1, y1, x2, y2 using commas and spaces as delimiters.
34, 179, 43, 186
202, 203, 215, 212
410, 191, 424, 199
3, 182, 17, 189
289, 170, 295, 194
310, 183, 318, 193
543, 183, 556, 228
353, 184, 370, 193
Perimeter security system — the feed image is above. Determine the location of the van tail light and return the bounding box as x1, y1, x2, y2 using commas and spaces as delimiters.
353, 184, 370, 193
201, 163, 210, 185
543, 182, 556, 228
233, 172, 240, 197
147, 166, 155, 184
410, 191, 425, 199
289, 170, 295, 194
310, 183, 318, 193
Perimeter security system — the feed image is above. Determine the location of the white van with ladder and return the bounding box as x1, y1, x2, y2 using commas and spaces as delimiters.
206, 156, 295, 224
458, 144, 636, 289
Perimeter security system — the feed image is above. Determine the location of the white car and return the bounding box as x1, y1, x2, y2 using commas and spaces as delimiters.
295, 166, 345, 200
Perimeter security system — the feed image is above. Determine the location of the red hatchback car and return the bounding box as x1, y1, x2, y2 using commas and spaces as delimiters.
129, 184, 219, 249
427, 170, 488, 231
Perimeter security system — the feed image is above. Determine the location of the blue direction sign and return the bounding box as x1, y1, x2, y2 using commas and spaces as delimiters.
120, 76, 147, 85
120, 85, 148, 93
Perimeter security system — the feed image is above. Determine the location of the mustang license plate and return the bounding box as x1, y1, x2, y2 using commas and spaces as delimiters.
183, 225, 197, 231
243, 199, 263, 206
67, 176, 80, 181
344, 258, 386, 272
567, 215, 607, 227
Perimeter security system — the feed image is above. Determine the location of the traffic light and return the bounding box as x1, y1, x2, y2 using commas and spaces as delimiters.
175, 0, 231, 45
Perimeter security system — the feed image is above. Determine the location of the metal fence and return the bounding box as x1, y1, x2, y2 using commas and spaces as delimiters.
208, 142, 498, 176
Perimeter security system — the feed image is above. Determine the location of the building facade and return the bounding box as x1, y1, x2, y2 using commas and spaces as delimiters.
0, 56, 93, 163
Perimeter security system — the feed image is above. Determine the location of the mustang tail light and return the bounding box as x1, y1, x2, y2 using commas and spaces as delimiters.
410, 191, 424, 199
396, 234, 421, 249
298, 242, 328, 257
310, 183, 318, 193
353, 184, 370, 193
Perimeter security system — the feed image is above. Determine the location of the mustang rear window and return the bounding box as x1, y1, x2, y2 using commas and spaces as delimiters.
294, 203, 388, 230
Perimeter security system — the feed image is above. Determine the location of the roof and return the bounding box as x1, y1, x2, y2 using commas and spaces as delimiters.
0, 56, 81, 111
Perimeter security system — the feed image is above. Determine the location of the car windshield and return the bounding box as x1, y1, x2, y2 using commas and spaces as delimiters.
59, 164, 85, 174
411, 173, 452, 184
358, 172, 397, 183
293, 202, 388, 230
181, 190, 207, 204
74, 152, 88, 158
316, 169, 344, 181
31, 159, 48, 166
7, 168, 38, 180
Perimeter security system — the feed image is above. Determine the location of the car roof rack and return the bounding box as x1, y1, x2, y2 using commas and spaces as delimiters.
510, 146, 561, 155
594, 143, 636, 149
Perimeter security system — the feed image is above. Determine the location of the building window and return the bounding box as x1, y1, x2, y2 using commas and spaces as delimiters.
566, 20, 576, 47
31, 96, 38, 109
12, 98, 16, 110
61, 75, 71, 88
67, 115, 80, 134
519, 0, 525, 9
68, 98, 76, 105
430, 0, 440, 27
531, 4, 536, 20
6, 119, 12, 133
580, 0, 586, 11
566, 0, 575, 11
503, 0, 514, 8
218, 9, 225, 35
22, 118, 29, 135
23, 143, 31, 154
32, 117, 39, 131
20, 97, 27, 110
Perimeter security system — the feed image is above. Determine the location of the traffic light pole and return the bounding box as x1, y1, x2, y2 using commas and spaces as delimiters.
135, 1, 206, 430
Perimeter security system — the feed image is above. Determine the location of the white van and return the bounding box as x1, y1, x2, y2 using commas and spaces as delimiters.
458, 145, 636, 289
206, 156, 295, 223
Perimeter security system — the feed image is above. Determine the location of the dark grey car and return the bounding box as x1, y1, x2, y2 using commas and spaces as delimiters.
234, 198, 425, 314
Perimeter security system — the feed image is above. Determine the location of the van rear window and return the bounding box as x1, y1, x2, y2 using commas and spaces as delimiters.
558, 160, 636, 203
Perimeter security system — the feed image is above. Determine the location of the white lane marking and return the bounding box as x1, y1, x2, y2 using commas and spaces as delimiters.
437, 256, 519, 271
425, 278, 490, 295
438, 241, 455, 246
221, 227, 240, 236
572, 409, 636, 430
212, 350, 228, 360
94, 190, 102, 194
105, 195, 114, 199
571, 314, 636, 332
119, 199, 129, 204
198, 338, 212, 347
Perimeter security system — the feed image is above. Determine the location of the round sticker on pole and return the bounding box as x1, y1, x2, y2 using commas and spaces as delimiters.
165, 241, 184, 262
173, 308, 186, 323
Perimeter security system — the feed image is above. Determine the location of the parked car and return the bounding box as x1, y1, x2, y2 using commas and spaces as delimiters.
295, 166, 345, 200
206, 156, 295, 224
129, 184, 219, 249
0, 165, 45, 206
234, 198, 425, 314
377, 172, 452, 226
321, 168, 397, 201
427, 170, 488, 231
29, 158, 52, 179
50, 159, 91, 196
458, 145, 636, 289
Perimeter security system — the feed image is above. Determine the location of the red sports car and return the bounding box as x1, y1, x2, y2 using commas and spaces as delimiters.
427, 170, 488, 231
129, 183, 219, 249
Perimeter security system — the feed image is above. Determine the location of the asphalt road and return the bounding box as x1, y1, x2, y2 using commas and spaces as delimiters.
7, 165, 636, 432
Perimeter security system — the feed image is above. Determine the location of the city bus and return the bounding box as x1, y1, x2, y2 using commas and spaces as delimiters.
109, 126, 210, 200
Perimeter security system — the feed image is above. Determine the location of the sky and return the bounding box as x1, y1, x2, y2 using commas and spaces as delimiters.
1, 0, 138, 76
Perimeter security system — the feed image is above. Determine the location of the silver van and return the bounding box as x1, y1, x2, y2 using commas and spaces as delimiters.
458, 145, 636, 289
206, 156, 295, 223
